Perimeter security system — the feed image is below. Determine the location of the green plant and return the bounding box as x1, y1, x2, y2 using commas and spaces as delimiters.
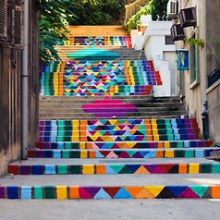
151, 0, 169, 21
184, 37, 205, 49
125, 2, 153, 32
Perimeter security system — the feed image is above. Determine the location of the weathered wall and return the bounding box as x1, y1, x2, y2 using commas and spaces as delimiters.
207, 83, 220, 143
178, 0, 220, 142
0, 0, 39, 176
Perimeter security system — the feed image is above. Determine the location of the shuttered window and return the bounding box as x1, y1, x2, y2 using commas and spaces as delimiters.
13, 5, 24, 48
6, 0, 24, 48
0, 0, 7, 39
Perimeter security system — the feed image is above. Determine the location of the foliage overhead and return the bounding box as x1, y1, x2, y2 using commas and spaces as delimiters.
68, 0, 124, 25
125, 1, 153, 32
39, 0, 101, 63
151, 0, 169, 21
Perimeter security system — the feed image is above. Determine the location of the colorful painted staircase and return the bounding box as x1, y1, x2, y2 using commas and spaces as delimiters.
1, 27, 220, 200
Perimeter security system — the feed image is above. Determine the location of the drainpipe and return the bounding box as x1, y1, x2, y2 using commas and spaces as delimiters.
21, 0, 29, 159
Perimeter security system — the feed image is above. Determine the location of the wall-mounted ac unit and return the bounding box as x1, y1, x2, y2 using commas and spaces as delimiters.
0, 0, 7, 40
167, 0, 178, 19
179, 7, 197, 28
171, 24, 185, 41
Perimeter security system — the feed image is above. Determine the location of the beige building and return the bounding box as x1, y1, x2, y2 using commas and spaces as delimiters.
169, 0, 220, 143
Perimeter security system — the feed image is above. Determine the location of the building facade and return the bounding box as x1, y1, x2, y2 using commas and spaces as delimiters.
0, 0, 39, 175
170, 0, 220, 143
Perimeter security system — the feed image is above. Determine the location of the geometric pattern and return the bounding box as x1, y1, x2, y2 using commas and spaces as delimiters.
28, 148, 218, 159
35, 140, 214, 150
8, 163, 220, 175
1, 185, 220, 199
40, 60, 161, 96
38, 118, 200, 142
62, 36, 132, 48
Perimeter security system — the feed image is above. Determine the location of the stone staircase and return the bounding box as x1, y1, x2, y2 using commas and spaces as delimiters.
39, 96, 186, 120
1, 26, 220, 200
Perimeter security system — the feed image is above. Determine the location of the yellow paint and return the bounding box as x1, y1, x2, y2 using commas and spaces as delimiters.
80, 150, 88, 159
145, 186, 164, 197
53, 72, 59, 96
71, 120, 79, 142
189, 163, 199, 174
82, 164, 95, 175
56, 186, 67, 199
80, 143, 86, 149
153, 135, 159, 141
152, 124, 157, 130
164, 142, 170, 148
114, 85, 119, 94
152, 129, 158, 135
151, 119, 156, 124
165, 150, 174, 158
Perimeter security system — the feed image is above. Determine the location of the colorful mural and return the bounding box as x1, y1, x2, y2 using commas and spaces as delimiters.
1, 185, 220, 199
40, 60, 161, 96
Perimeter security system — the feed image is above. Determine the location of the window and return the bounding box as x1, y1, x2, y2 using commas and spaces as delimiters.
165, 35, 174, 45
0, 0, 7, 40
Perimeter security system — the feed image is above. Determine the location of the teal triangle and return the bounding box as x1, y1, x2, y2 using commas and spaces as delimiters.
94, 188, 111, 199
113, 187, 133, 199
109, 164, 124, 174
190, 186, 208, 198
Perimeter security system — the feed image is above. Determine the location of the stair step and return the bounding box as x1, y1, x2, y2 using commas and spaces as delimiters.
1, 183, 220, 199
27, 148, 219, 159
35, 140, 214, 149
7, 158, 220, 175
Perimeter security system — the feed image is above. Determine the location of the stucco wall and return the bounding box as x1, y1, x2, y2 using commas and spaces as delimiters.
207, 83, 220, 143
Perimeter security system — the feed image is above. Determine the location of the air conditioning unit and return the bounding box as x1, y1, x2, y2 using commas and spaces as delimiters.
167, 0, 178, 19
0, 0, 7, 40
171, 24, 185, 41
179, 7, 197, 28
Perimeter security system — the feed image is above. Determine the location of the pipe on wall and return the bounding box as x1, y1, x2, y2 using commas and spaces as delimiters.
21, 0, 29, 159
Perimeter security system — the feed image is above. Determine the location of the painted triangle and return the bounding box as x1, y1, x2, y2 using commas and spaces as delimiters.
94, 188, 111, 199
103, 187, 121, 198
113, 187, 132, 199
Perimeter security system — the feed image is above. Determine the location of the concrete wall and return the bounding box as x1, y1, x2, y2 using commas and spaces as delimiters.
207, 83, 220, 143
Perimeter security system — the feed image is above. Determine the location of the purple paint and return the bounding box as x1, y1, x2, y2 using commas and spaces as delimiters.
82, 97, 137, 118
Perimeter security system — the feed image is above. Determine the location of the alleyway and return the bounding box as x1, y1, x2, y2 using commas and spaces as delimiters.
1, 25, 220, 201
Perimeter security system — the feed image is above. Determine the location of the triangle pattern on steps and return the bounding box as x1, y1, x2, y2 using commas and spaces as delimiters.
3, 27, 220, 200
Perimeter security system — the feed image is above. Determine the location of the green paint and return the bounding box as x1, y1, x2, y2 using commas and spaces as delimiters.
34, 186, 43, 199
109, 164, 124, 174
174, 150, 185, 158
200, 164, 211, 173
185, 149, 194, 158
212, 163, 220, 173
62, 151, 70, 158
190, 186, 208, 198
69, 165, 82, 174
58, 165, 68, 174
45, 186, 55, 199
